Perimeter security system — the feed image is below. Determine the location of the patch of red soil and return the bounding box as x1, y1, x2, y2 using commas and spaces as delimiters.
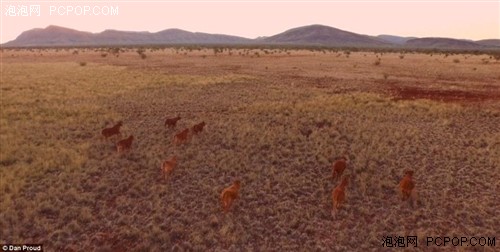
390, 86, 500, 103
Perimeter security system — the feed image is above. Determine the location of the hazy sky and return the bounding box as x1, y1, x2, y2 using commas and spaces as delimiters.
1, 0, 499, 43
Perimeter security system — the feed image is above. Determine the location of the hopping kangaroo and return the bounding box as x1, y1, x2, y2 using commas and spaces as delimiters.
220, 180, 241, 213
161, 156, 177, 180
191, 121, 206, 135
165, 116, 181, 128
332, 156, 348, 181
332, 175, 349, 212
173, 128, 190, 145
116, 135, 134, 153
399, 170, 416, 202
101, 121, 123, 140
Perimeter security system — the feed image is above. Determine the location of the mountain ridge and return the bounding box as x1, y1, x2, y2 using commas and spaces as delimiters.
3, 24, 499, 49
261, 24, 390, 47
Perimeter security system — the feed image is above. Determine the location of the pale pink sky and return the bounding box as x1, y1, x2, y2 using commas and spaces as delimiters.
1, 1, 499, 43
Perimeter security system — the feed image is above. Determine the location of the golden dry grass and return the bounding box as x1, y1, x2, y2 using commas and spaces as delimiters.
1, 48, 499, 251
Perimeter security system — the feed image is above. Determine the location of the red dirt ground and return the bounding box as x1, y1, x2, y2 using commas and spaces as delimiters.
389, 85, 500, 103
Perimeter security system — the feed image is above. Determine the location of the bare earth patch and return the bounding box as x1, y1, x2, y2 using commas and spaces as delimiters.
390, 85, 500, 103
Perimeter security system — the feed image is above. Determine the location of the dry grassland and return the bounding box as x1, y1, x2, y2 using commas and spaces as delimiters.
1, 47, 499, 251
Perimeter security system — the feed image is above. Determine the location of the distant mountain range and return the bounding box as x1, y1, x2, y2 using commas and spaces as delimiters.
3, 24, 499, 49
261, 25, 389, 47
4, 25, 251, 47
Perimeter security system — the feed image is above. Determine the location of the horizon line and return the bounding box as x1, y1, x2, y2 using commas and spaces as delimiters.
8, 24, 499, 42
